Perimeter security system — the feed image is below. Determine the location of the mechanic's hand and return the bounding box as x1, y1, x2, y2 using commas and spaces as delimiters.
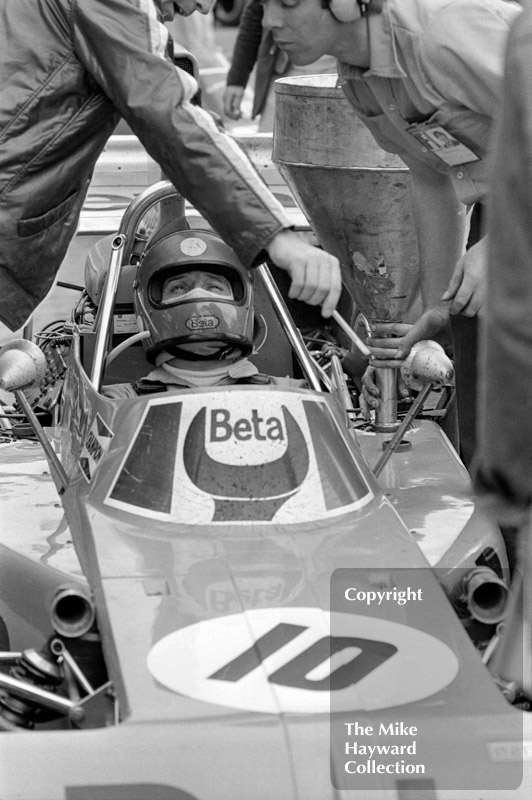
360, 364, 411, 417
320, 343, 348, 362
266, 230, 342, 317
223, 86, 245, 120
441, 236, 487, 316
367, 304, 451, 367
366, 322, 413, 367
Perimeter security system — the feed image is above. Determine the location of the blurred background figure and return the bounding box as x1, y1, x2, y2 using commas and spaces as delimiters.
166, 10, 229, 116
223, 0, 336, 131
214, 0, 246, 26
474, 0, 532, 697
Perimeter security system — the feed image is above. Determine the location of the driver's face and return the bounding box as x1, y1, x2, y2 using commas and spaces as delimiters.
162, 270, 234, 303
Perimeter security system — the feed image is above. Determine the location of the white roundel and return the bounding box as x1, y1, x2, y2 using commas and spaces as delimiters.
180, 237, 207, 257
147, 607, 459, 714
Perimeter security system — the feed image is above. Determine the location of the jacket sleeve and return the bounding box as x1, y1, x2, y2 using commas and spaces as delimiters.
70, 0, 290, 267
226, 0, 264, 88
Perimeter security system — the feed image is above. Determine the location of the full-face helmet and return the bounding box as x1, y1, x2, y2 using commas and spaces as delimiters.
135, 225, 255, 363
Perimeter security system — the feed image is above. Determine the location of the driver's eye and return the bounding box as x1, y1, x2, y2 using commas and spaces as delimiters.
207, 281, 226, 293
168, 283, 187, 295
163, 280, 190, 298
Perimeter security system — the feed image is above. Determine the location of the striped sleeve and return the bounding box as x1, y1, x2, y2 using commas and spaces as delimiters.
72, 0, 291, 264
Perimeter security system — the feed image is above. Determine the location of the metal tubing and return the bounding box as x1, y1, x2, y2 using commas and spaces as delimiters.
0, 672, 76, 715
373, 368, 398, 432
461, 567, 509, 625
117, 180, 185, 265
329, 354, 355, 411
372, 383, 432, 477
15, 390, 69, 493
310, 357, 334, 392
0, 653, 22, 662
50, 585, 96, 639
331, 311, 371, 358
90, 233, 126, 390
89, 181, 184, 391
256, 263, 322, 391
51, 639, 94, 696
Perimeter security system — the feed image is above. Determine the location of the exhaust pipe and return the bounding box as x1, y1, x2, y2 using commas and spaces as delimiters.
455, 567, 510, 625
50, 586, 96, 638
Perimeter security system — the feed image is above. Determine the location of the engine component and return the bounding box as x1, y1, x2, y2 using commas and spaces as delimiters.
0, 642, 63, 728
50, 585, 96, 639
453, 567, 510, 625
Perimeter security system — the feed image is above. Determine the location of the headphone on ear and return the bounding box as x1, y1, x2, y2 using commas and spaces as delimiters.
327, 0, 368, 23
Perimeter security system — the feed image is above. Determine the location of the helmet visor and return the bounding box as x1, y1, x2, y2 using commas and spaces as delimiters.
155, 269, 240, 307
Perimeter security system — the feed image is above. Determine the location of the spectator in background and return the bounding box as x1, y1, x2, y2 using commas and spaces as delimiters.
166, 9, 229, 116
223, 0, 336, 131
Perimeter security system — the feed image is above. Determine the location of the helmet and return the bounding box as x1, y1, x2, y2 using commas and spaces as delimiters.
135, 225, 255, 363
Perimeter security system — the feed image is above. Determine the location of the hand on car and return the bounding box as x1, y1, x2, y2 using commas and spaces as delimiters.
359, 238, 486, 410
360, 305, 450, 411
266, 230, 342, 317
360, 322, 413, 414
366, 305, 451, 367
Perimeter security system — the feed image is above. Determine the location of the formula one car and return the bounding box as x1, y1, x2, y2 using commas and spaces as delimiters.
0, 183, 529, 800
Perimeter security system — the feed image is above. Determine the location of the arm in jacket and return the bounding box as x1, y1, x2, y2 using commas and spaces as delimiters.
226, 0, 264, 89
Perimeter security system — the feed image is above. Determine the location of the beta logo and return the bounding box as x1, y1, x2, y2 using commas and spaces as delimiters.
183, 406, 307, 521
185, 315, 219, 330
209, 408, 284, 443
147, 607, 459, 713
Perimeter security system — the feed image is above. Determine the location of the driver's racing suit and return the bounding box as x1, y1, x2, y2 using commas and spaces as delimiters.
0, 0, 290, 330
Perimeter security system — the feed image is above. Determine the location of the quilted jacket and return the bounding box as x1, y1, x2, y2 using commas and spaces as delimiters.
0, 0, 289, 330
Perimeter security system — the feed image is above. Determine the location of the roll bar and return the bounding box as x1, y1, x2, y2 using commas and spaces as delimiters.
90, 181, 185, 389
89, 180, 322, 392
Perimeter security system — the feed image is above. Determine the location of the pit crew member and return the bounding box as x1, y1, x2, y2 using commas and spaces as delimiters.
261, 0, 520, 468
0, 0, 341, 336
475, 0, 532, 590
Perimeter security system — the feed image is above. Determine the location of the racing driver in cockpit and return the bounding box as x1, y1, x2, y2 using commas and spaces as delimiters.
104, 221, 306, 398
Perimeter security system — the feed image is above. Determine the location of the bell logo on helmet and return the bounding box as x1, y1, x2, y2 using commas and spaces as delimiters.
180, 237, 208, 256
185, 314, 220, 330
